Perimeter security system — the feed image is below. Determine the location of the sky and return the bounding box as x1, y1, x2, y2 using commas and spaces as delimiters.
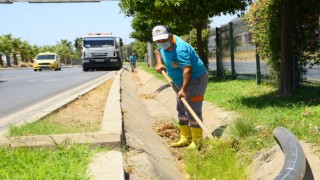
0, 1, 238, 46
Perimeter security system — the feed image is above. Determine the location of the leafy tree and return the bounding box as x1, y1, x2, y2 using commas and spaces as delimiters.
122, 42, 136, 61
244, 0, 282, 82
56, 39, 74, 65
245, 0, 320, 96
119, 0, 251, 68
74, 38, 82, 59
132, 40, 147, 61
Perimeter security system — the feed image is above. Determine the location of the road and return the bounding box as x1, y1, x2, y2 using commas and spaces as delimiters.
209, 60, 320, 80
0, 67, 112, 131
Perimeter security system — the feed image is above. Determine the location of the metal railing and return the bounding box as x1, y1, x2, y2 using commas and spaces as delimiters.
209, 19, 320, 83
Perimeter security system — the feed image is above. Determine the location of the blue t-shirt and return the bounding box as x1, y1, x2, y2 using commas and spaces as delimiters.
129, 55, 136, 63
158, 35, 207, 85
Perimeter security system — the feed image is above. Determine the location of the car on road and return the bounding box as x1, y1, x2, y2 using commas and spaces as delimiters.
33, 52, 61, 71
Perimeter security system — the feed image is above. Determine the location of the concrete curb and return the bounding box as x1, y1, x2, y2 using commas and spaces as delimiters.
101, 70, 123, 135
90, 68, 124, 180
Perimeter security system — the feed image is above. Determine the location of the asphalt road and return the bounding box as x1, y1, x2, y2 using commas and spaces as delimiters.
209, 60, 320, 80
0, 67, 112, 130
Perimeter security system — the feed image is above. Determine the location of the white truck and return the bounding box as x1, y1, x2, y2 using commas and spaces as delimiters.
78, 33, 123, 71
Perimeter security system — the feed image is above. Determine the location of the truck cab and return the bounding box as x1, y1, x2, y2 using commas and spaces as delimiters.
78, 33, 123, 71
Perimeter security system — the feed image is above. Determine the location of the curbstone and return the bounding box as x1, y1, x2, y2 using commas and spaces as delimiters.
89, 151, 125, 180
0, 132, 121, 148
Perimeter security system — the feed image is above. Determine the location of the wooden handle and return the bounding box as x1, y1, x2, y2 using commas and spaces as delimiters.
161, 70, 172, 83
161, 70, 213, 140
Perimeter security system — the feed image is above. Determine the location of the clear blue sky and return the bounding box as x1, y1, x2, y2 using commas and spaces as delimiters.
0, 2, 237, 46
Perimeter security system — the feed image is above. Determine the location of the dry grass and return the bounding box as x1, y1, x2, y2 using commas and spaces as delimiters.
210, 50, 257, 62
234, 50, 256, 61
39, 78, 113, 132
139, 93, 156, 100
0, 62, 33, 68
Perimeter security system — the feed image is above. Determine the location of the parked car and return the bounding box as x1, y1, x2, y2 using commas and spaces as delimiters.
33, 52, 61, 71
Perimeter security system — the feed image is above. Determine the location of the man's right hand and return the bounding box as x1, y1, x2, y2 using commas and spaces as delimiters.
156, 64, 166, 73
155, 49, 166, 73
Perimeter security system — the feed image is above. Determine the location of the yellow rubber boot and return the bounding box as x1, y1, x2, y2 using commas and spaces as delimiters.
171, 125, 191, 147
187, 128, 203, 150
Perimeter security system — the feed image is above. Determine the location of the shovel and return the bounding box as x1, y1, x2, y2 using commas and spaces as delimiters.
161, 70, 214, 140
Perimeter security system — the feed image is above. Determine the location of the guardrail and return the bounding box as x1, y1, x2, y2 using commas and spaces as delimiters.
273, 127, 314, 180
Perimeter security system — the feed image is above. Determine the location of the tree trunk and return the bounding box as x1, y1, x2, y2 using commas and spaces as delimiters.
20, 53, 25, 62
13, 53, 18, 65
280, 0, 294, 97
0, 54, 3, 66
193, 20, 209, 69
6, 54, 11, 67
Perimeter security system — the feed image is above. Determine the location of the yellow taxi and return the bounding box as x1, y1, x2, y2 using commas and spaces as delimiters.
33, 52, 61, 71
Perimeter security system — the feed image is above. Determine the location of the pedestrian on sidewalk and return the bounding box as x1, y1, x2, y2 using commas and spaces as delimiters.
152, 25, 208, 150
129, 53, 136, 72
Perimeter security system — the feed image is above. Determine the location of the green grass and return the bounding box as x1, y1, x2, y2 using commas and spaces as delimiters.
185, 139, 247, 180
137, 62, 166, 81
0, 144, 97, 180
138, 62, 320, 179
9, 121, 92, 137
205, 76, 320, 144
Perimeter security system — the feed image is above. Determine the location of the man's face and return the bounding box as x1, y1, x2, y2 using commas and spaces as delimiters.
156, 35, 171, 43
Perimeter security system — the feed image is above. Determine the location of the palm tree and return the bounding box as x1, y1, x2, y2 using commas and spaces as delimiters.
12, 37, 22, 66
0, 36, 4, 67
1, 34, 13, 67
57, 39, 74, 65
74, 37, 82, 58
30, 45, 40, 62
19, 40, 30, 63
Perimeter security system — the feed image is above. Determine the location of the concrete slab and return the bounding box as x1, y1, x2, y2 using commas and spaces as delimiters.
89, 151, 125, 180
0, 132, 121, 148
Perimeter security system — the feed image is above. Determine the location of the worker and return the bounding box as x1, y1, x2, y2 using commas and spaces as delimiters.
129, 53, 136, 72
152, 25, 208, 149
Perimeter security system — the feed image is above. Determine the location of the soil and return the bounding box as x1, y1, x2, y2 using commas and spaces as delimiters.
36, 79, 113, 133
248, 142, 320, 180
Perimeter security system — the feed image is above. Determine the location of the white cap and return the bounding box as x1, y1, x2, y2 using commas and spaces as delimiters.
152, 25, 170, 41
